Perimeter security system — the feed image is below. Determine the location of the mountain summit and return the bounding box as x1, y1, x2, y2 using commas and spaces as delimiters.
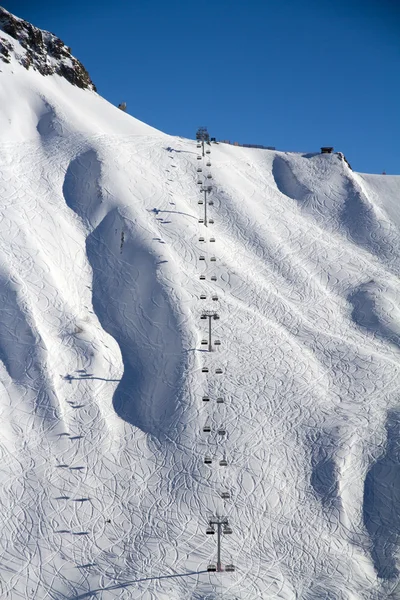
0, 6, 96, 90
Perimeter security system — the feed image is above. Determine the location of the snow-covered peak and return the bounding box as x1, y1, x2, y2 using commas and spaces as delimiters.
0, 6, 96, 90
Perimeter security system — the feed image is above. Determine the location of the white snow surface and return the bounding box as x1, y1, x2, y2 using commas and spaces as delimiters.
1, 56, 400, 600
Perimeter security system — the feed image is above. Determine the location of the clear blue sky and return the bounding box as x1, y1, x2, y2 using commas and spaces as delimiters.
5, 0, 400, 174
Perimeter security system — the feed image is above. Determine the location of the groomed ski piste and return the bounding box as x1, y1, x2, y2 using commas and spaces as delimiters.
2, 18, 400, 600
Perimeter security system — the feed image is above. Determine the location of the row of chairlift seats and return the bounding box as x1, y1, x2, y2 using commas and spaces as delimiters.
203, 424, 226, 435
197, 136, 236, 576
197, 142, 211, 153
202, 367, 223, 373
207, 564, 235, 572
204, 456, 228, 466
200, 294, 218, 300
200, 275, 217, 281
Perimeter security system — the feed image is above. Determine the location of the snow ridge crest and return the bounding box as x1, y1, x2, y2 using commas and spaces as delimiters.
0, 6, 96, 91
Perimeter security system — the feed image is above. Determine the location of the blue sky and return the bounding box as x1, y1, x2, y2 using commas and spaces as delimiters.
5, 0, 400, 174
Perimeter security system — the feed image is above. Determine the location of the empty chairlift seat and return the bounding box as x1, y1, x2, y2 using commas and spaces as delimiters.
212, 295, 218, 301
209, 218, 214, 224
198, 199, 204, 204
217, 427, 226, 435
207, 564, 217, 572
197, 155, 202, 160
197, 167, 202, 172
199, 236, 205, 242
225, 564, 235, 572
215, 368, 223, 374
201, 339, 208, 345
211, 275, 217, 281
199, 255, 206, 260
204, 456, 212, 464
210, 256, 216, 262
200, 275, 206, 280
219, 457, 228, 466
202, 395, 210, 402
207, 173, 212, 179
200, 294, 207, 300
216, 397, 224, 403
224, 525, 233, 534
208, 200, 214, 205
202, 367, 209, 373
206, 149, 211, 154
210, 237, 216, 242
206, 525, 215, 534
203, 423, 211, 433
206, 161, 211, 167
214, 340, 221, 346
220, 491, 231, 499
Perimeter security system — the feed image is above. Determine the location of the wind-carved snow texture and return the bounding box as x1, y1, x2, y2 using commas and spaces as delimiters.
364, 410, 400, 580
63, 151, 185, 435
3, 50, 400, 599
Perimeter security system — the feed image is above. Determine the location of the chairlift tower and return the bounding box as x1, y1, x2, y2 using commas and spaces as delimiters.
196, 126, 210, 157
206, 516, 234, 573
201, 311, 220, 352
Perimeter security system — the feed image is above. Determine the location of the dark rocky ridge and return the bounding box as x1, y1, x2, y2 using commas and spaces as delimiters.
0, 7, 96, 91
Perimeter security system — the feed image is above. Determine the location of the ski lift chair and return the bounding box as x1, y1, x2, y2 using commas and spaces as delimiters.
223, 525, 233, 534
225, 564, 235, 572
219, 457, 228, 466
207, 564, 217, 572
204, 456, 212, 464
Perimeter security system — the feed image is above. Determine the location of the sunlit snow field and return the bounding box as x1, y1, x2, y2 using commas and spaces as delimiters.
1, 45, 400, 600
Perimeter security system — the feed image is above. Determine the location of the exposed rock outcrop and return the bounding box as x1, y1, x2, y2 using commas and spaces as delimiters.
0, 7, 96, 91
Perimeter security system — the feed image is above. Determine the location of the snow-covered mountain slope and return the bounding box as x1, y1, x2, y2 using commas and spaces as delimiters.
2, 10, 400, 600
